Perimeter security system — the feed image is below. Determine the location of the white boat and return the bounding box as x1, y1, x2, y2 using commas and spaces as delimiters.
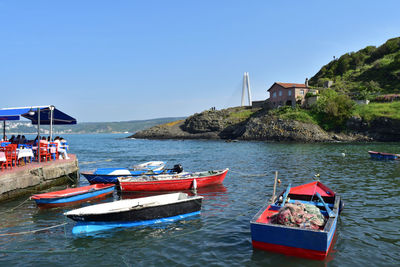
131, 161, 165, 171
64, 192, 203, 234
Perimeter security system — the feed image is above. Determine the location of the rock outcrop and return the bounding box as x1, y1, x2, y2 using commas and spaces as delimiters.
346, 116, 400, 141
129, 106, 384, 142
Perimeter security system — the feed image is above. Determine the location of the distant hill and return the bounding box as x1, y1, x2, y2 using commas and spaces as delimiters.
4, 117, 185, 135
309, 37, 400, 95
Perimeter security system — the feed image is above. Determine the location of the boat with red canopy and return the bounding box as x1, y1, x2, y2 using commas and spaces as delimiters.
250, 181, 342, 260
118, 168, 229, 192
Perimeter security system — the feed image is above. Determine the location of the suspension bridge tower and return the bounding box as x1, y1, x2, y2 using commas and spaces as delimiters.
241, 72, 252, 106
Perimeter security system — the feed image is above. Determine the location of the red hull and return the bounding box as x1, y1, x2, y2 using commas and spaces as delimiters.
119, 169, 228, 192
252, 230, 337, 261
31, 184, 113, 199
252, 238, 331, 261
31, 184, 115, 208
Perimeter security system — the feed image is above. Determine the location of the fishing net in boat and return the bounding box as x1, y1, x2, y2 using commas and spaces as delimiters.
271, 202, 326, 230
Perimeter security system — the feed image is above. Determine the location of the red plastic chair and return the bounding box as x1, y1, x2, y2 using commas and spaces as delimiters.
6, 145, 18, 167
2, 147, 15, 169
36, 143, 51, 162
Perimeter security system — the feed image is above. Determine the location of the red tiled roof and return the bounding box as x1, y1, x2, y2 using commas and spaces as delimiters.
267, 82, 307, 91
276, 82, 307, 88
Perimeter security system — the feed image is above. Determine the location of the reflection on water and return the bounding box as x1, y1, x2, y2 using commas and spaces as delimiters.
0, 135, 399, 266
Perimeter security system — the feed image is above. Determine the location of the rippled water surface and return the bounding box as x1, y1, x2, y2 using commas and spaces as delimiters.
0, 134, 399, 266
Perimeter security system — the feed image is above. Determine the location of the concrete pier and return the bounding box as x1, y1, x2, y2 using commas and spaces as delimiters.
0, 154, 79, 202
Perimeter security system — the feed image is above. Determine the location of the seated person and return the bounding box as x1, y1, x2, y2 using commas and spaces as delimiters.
32, 136, 39, 146
20, 135, 27, 144
54, 136, 69, 159
40, 136, 48, 145
60, 137, 68, 150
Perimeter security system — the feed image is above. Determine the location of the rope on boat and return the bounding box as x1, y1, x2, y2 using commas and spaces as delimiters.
0, 222, 68, 237
0, 197, 31, 215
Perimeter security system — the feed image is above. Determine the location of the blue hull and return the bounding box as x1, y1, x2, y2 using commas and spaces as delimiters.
369, 153, 398, 160
33, 186, 115, 205
72, 211, 200, 234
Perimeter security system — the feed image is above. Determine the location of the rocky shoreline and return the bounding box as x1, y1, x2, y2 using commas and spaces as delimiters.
129, 107, 400, 142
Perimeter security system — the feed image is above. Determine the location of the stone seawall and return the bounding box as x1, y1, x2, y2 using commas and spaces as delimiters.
0, 155, 79, 202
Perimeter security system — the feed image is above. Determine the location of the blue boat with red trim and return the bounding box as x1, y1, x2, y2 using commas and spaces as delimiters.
250, 181, 342, 260
368, 151, 399, 160
31, 184, 115, 207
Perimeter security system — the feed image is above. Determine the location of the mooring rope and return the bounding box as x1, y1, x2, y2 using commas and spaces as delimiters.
229, 170, 266, 177
0, 197, 31, 215
79, 159, 112, 165
65, 172, 77, 184
133, 210, 251, 249
0, 222, 68, 237
0, 248, 79, 254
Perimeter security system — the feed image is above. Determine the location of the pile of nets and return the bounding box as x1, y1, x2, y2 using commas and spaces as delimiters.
271, 202, 326, 230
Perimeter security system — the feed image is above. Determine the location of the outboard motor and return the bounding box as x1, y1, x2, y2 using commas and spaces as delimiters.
173, 164, 183, 173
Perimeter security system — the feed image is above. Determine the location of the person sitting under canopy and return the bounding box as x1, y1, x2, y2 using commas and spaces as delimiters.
54, 136, 69, 159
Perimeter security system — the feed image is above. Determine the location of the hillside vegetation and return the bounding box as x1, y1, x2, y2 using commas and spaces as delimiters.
309, 37, 400, 96
354, 101, 400, 121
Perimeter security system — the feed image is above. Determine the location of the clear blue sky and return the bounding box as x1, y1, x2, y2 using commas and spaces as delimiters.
1, 0, 399, 122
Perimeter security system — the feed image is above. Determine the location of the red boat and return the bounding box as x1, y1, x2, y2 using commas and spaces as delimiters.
31, 184, 115, 207
118, 168, 229, 192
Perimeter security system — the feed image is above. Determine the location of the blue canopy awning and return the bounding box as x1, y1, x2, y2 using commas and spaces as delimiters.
0, 106, 77, 125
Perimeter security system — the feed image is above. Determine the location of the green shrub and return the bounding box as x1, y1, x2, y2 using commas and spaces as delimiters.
312, 89, 355, 130
270, 106, 317, 124
229, 109, 256, 120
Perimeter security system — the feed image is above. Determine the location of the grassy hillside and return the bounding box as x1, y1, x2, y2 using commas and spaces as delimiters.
309, 37, 400, 96
354, 101, 400, 121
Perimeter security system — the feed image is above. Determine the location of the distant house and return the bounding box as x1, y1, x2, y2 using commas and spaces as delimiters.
267, 82, 312, 108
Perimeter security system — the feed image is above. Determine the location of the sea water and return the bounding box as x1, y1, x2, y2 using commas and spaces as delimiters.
0, 134, 399, 266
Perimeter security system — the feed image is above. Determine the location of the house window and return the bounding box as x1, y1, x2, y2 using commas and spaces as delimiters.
300, 90, 304, 95
288, 90, 292, 96
273, 92, 277, 98
279, 90, 282, 96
